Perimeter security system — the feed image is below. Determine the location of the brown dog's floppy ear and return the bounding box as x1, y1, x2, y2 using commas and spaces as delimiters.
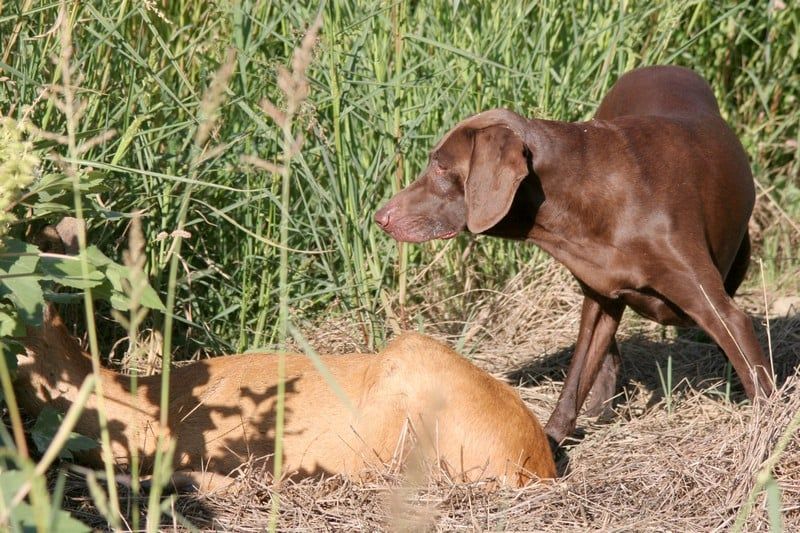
465, 126, 529, 234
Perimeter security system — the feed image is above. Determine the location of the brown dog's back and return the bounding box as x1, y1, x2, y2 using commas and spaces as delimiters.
595, 65, 720, 119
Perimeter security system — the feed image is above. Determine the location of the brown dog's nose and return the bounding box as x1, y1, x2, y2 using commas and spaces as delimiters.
374, 205, 391, 228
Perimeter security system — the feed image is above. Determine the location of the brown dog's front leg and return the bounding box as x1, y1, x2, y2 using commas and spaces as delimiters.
545, 294, 624, 444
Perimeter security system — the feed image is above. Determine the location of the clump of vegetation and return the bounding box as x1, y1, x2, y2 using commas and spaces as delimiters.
0, 0, 797, 531
0, 119, 39, 233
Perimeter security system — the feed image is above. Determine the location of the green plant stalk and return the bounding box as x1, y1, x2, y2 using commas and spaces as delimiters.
287, 323, 354, 414
667, 354, 672, 414
656, 356, 673, 415
146, 184, 193, 532
0, 343, 28, 458
391, 0, 407, 311
268, 84, 295, 533
10, 456, 50, 532
48, 471, 68, 532
59, 1, 121, 526
267, 8, 323, 526
143, 37, 241, 522
4, 375, 96, 515
85, 470, 111, 525
72, 115, 122, 533
324, 8, 359, 318
129, 365, 140, 532
732, 405, 800, 532
124, 260, 147, 531
765, 476, 783, 533
759, 259, 775, 386
725, 361, 733, 403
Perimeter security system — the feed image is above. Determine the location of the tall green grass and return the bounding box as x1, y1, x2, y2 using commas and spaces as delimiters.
1, 0, 798, 529
3, 0, 797, 355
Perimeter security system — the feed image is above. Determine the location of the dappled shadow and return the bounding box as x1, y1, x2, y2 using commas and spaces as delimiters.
14, 305, 344, 530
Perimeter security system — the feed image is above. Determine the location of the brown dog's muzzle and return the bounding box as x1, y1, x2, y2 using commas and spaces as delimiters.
374, 192, 463, 243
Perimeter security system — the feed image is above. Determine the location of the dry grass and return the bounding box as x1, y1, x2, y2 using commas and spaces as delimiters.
59, 259, 800, 531
194, 382, 800, 532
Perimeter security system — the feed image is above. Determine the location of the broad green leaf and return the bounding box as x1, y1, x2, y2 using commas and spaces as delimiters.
49, 507, 91, 533
0, 275, 43, 326
0, 239, 44, 324
0, 239, 43, 326
31, 407, 99, 460
0, 238, 39, 273
140, 284, 166, 311
86, 279, 114, 302
109, 292, 131, 311
0, 472, 36, 532
82, 246, 113, 268
39, 255, 104, 289
30, 202, 73, 218
64, 432, 99, 456
104, 263, 165, 312
25, 171, 108, 218
82, 170, 109, 193
104, 263, 125, 293
0, 470, 26, 504
0, 469, 90, 532
1, 339, 20, 371
34, 190, 68, 203
31, 408, 63, 455
26, 171, 70, 193
3, 500, 89, 533
5, 501, 38, 533
0, 307, 24, 337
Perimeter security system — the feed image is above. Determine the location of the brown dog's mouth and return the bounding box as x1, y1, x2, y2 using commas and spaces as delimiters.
378, 216, 459, 243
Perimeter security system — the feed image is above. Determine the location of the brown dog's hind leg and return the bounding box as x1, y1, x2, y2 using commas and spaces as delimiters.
653, 259, 774, 399
724, 232, 751, 298
545, 294, 625, 444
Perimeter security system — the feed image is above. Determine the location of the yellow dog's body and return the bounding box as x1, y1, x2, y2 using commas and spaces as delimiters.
16, 307, 555, 491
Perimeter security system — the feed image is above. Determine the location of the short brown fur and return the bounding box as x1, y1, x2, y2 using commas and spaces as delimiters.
15, 306, 555, 491
375, 65, 774, 444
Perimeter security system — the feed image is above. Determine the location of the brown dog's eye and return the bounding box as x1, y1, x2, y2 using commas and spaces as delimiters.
432, 171, 453, 195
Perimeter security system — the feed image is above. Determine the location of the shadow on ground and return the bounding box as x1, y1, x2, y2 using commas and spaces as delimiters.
508, 312, 800, 417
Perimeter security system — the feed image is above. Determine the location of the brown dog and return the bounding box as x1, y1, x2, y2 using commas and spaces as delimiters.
14, 305, 555, 491
374, 65, 774, 444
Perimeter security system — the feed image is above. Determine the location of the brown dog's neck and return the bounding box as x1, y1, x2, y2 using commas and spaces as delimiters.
487, 118, 614, 244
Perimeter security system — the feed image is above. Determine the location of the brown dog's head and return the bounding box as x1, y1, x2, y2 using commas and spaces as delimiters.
374, 109, 533, 242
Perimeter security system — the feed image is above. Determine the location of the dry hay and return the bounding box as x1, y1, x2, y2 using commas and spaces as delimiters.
57, 259, 800, 531
185, 260, 800, 532
196, 380, 799, 532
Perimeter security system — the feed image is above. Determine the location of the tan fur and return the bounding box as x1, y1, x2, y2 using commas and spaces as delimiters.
15, 306, 555, 491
